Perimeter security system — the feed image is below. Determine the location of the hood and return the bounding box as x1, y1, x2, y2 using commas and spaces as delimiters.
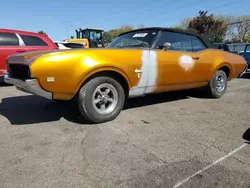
6, 49, 74, 65
6, 47, 143, 66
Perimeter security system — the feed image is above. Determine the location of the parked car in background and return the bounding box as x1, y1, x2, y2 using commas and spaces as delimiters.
4, 27, 247, 123
238, 43, 250, 76
214, 43, 230, 52
227, 43, 247, 54
0, 28, 58, 80
54, 41, 85, 49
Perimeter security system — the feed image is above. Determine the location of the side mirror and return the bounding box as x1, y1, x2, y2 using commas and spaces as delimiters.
162, 42, 172, 51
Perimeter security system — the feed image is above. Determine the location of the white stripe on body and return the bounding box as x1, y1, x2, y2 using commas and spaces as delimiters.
173, 143, 248, 188
145, 50, 158, 93
129, 50, 158, 97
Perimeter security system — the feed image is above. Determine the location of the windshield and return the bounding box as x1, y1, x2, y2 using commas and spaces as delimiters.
107, 30, 159, 49
90, 30, 102, 41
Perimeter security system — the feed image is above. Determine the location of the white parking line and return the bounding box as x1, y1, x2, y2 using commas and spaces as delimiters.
172, 143, 248, 188
230, 83, 250, 90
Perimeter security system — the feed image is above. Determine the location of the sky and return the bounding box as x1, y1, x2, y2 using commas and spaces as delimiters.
0, 0, 249, 41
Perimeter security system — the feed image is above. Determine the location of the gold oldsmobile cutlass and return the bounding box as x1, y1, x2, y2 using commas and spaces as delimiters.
3, 27, 247, 123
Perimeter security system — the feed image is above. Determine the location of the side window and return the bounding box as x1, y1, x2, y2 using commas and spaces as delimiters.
0, 32, 19, 46
19, 34, 48, 46
155, 31, 192, 52
245, 45, 250, 52
190, 36, 206, 52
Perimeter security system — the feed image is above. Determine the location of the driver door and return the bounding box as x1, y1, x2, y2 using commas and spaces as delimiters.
145, 31, 199, 93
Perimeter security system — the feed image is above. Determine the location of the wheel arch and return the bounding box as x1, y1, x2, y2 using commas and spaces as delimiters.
216, 63, 232, 78
74, 67, 132, 100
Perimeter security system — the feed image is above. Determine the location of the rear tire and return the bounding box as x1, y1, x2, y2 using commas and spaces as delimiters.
77, 76, 125, 123
204, 70, 228, 98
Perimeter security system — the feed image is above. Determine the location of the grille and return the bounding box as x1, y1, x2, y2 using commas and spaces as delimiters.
8, 64, 31, 79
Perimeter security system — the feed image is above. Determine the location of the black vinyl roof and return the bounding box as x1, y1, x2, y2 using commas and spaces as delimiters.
119, 27, 215, 49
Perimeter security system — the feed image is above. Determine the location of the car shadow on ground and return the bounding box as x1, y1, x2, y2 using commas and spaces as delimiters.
0, 89, 210, 125
0, 83, 12, 87
123, 89, 204, 110
0, 95, 67, 125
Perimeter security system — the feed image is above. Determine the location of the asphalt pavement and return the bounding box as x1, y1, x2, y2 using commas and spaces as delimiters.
0, 75, 249, 188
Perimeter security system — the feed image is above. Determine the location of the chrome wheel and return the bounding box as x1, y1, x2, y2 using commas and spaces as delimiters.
215, 74, 226, 93
205, 70, 227, 98
92, 83, 118, 115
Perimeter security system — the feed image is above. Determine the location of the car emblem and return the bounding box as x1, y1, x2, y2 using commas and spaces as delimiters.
134, 69, 143, 79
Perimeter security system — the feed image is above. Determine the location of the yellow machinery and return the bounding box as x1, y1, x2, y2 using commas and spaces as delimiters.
65, 28, 107, 48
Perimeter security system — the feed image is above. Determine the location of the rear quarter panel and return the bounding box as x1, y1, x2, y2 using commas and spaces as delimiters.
195, 49, 246, 80
214, 50, 247, 79
39, 34, 58, 50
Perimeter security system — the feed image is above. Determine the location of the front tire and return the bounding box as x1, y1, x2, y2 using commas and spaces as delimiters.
205, 70, 228, 98
77, 76, 125, 123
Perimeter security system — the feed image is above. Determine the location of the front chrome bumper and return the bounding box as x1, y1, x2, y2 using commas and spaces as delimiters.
3, 72, 52, 99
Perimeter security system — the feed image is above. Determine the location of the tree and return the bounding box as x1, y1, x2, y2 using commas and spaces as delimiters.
245, 32, 250, 42
171, 26, 183, 29
103, 29, 117, 41
215, 15, 250, 42
137, 24, 145, 29
119, 25, 134, 33
38, 30, 47, 35
228, 15, 250, 42
188, 11, 228, 42
178, 18, 193, 29
103, 25, 134, 41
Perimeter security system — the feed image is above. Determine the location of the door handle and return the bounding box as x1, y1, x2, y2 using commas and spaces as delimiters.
16, 50, 26, 52
192, 56, 200, 60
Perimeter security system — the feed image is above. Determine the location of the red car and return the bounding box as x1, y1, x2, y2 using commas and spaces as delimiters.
0, 28, 58, 80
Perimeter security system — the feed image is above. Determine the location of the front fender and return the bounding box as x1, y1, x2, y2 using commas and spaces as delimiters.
30, 48, 143, 100
74, 65, 132, 96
